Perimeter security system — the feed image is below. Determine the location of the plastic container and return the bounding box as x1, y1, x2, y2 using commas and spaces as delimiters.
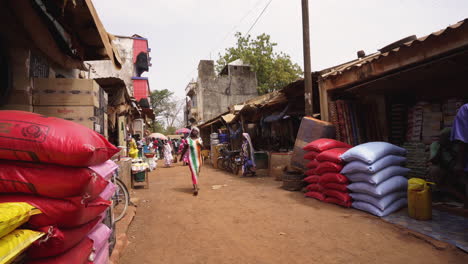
211, 139, 220, 145
218, 134, 229, 143
210, 133, 219, 139
407, 178, 433, 220
133, 171, 146, 182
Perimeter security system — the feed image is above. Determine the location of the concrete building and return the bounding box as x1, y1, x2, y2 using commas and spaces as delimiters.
185, 60, 258, 125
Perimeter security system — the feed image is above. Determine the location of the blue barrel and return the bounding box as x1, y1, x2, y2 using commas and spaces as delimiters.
218, 133, 229, 143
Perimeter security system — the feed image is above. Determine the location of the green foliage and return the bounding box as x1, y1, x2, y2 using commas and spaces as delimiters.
165, 126, 176, 135
151, 120, 165, 133
216, 32, 302, 94
150, 89, 173, 117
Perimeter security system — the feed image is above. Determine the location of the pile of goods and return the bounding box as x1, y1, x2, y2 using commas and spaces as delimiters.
341, 142, 409, 217
302, 139, 353, 207
0, 111, 119, 264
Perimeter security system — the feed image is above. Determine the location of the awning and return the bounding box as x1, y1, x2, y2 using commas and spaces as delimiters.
221, 113, 237, 123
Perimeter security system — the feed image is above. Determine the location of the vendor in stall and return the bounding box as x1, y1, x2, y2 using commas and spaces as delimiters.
451, 103, 468, 208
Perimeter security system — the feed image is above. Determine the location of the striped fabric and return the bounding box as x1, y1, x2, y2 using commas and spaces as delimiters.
188, 138, 202, 185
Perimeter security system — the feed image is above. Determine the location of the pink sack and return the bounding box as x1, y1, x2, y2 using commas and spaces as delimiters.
0, 195, 110, 228
28, 218, 100, 259
315, 148, 350, 164
88, 223, 111, 253
93, 240, 109, 264
319, 173, 349, 185
304, 175, 320, 184
99, 182, 116, 201
0, 111, 119, 167
303, 138, 352, 152
89, 160, 118, 181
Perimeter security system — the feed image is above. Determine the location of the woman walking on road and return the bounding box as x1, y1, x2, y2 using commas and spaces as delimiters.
163, 140, 173, 167
180, 127, 203, 196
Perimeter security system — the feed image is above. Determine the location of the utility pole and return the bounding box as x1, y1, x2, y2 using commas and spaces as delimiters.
302, 0, 313, 116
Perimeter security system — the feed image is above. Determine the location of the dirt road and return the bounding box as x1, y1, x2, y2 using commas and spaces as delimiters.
121, 161, 467, 264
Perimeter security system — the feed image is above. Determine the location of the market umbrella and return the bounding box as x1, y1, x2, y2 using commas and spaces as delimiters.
175, 128, 190, 134
148, 133, 167, 140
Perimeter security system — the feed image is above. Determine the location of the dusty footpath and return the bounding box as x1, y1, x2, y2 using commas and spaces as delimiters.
120, 161, 467, 264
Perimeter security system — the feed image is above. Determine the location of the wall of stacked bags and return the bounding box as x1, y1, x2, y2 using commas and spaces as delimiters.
302, 139, 410, 217
0, 110, 120, 264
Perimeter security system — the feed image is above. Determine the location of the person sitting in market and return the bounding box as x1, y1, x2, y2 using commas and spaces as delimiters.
451, 103, 468, 208
128, 135, 139, 159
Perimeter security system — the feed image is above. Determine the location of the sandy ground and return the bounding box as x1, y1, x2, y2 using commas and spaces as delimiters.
121, 160, 467, 264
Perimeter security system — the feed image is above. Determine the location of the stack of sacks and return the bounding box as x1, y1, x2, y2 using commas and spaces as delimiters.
302, 139, 352, 207
341, 142, 409, 217
0, 111, 118, 263
0, 203, 44, 264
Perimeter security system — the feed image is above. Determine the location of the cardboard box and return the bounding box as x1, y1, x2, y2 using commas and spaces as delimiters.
0, 104, 33, 112
34, 106, 104, 134
33, 78, 100, 107
104, 113, 108, 138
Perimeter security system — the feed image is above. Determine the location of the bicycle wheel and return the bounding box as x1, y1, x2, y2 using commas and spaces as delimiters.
112, 178, 130, 223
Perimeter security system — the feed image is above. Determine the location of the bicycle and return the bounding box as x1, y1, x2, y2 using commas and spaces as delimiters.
111, 171, 130, 223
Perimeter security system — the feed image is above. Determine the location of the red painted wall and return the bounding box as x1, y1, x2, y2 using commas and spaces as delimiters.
133, 39, 148, 63
133, 79, 149, 101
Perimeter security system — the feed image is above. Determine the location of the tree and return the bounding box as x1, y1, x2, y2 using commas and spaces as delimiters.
216, 32, 303, 94
150, 89, 173, 118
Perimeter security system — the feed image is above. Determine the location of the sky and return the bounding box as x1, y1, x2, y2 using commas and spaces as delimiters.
93, 0, 468, 98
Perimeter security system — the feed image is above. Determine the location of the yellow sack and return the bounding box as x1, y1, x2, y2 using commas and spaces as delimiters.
0, 229, 44, 264
0, 203, 41, 239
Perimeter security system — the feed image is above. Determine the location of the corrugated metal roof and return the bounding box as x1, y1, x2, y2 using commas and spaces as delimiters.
321, 18, 468, 79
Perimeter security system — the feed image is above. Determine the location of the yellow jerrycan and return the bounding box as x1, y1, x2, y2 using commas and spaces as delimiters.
407, 178, 434, 220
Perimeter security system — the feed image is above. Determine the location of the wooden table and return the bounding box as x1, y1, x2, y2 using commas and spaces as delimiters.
131, 170, 149, 189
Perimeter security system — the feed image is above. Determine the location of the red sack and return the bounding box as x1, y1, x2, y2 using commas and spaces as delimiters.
0, 111, 118, 166
304, 169, 315, 176
303, 151, 319, 160
305, 191, 325, 201
303, 138, 352, 152
315, 148, 350, 164
321, 182, 348, 192
324, 197, 352, 208
303, 175, 320, 184
314, 161, 343, 175
0, 161, 108, 200
26, 237, 93, 264
0, 195, 110, 228
319, 173, 349, 184
28, 218, 100, 259
306, 184, 324, 193
305, 160, 319, 169
323, 189, 351, 203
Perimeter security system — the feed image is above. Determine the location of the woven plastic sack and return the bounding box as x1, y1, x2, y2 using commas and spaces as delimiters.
315, 148, 349, 164
324, 197, 352, 208
350, 192, 406, 211
315, 161, 343, 175
346, 166, 410, 185
88, 224, 111, 254
93, 240, 109, 264
0, 202, 41, 239
27, 237, 93, 264
318, 173, 349, 184
321, 182, 348, 192
352, 198, 407, 217
306, 160, 319, 169
304, 169, 315, 176
27, 218, 100, 259
341, 155, 407, 174
303, 138, 352, 152
99, 182, 116, 201
0, 195, 110, 228
341, 142, 407, 164
323, 189, 351, 203
347, 176, 408, 198
0, 161, 108, 200
303, 151, 319, 161
305, 191, 325, 201
88, 160, 118, 181
306, 184, 324, 193
303, 175, 320, 184
0, 229, 44, 264
0, 111, 119, 167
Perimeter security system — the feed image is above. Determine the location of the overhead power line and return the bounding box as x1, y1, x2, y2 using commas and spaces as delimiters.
245, 0, 273, 36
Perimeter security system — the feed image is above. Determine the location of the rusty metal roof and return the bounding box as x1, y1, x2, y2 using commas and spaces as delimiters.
321, 19, 468, 80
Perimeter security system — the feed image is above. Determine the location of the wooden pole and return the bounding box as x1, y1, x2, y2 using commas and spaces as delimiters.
302, 0, 313, 116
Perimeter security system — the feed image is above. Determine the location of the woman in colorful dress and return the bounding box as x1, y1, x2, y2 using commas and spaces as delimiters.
179, 136, 189, 166
180, 127, 203, 196
241, 133, 256, 177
